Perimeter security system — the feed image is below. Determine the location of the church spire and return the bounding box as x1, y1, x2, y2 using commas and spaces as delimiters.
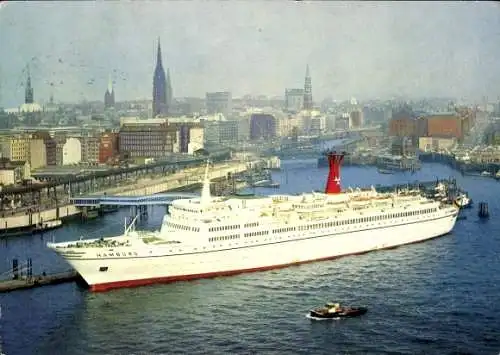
153, 37, 167, 117
25, 64, 34, 104
107, 74, 113, 94
156, 37, 163, 67
104, 73, 115, 109
303, 64, 312, 111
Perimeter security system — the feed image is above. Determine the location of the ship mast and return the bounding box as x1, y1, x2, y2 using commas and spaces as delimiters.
200, 160, 211, 205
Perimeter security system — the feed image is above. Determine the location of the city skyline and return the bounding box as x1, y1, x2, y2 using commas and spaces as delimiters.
1, 1, 500, 107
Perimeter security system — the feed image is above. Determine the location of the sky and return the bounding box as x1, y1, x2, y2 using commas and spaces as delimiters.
1, 1, 500, 107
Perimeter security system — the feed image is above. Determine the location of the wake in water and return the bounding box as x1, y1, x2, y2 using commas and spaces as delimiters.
305, 313, 342, 321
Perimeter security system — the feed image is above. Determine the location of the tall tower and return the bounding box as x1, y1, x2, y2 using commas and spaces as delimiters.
152, 38, 167, 117
303, 64, 312, 110
104, 74, 115, 108
25, 65, 34, 104
166, 68, 173, 111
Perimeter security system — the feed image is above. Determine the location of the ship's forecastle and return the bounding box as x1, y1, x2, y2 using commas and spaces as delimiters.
48, 156, 459, 292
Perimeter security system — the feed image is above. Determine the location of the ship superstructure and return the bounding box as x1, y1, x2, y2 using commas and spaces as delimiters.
48, 153, 459, 292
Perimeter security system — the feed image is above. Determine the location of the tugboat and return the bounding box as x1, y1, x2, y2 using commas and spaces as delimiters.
308, 302, 368, 320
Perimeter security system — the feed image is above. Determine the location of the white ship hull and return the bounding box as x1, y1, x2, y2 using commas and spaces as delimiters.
60, 209, 457, 292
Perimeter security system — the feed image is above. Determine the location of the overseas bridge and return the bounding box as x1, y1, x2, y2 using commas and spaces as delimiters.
70, 192, 199, 207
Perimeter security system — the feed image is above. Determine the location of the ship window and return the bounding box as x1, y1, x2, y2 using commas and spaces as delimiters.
99, 266, 108, 272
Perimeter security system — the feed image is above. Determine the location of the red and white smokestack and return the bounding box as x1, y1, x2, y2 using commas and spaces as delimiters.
324, 151, 345, 194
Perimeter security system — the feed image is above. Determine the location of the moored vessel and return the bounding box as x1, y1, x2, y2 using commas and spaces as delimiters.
47, 153, 459, 292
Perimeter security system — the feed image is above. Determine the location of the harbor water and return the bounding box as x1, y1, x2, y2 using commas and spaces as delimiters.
1, 161, 499, 354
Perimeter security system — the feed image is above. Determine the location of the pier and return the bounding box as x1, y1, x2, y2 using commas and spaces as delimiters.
371, 178, 459, 193
0, 271, 78, 293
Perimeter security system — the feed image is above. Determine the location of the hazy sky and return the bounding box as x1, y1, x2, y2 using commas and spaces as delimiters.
1, 1, 500, 107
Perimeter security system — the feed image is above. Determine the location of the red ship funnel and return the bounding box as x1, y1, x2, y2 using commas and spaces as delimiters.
324, 151, 345, 194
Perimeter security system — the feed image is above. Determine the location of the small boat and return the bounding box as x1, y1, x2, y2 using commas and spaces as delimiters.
308, 302, 367, 319
454, 193, 472, 209
35, 219, 62, 231
377, 168, 395, 174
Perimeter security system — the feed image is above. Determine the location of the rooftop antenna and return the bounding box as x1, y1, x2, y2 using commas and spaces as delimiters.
200, 159, 211, 205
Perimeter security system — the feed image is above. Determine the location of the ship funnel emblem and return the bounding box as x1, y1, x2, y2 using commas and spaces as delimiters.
324, 151, 345, 194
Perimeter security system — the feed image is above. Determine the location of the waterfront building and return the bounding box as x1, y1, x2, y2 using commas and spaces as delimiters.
249, 113, 277, 140
99, 132, 119, 163
389, 109, 418, 137
424, 114, 462, 140
0, 159, 30, 185
31, 131, 57, 166
28, 138, 47, 169
119, 119, 176, 159
0, 136, 29, 162
62, 138, 82, 165
418, 137, 457, 153
80, 135, 100, 164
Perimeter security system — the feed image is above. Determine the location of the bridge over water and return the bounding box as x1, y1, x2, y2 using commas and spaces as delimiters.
70, 192, 199, 207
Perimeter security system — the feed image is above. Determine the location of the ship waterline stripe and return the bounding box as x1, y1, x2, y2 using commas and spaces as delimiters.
88, 232, 449, 292
62, 211, 457, 261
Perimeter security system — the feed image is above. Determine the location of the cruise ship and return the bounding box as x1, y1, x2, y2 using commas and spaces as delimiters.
47, 152, 459, 292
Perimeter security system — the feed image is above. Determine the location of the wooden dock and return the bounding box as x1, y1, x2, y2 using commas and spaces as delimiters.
0, 271, 79, 293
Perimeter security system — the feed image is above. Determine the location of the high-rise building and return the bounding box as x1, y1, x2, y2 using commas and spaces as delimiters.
285, 88, 304, 113
349, 110, 364, 128
119, 119, 177, 159
303, 65, 313, 110
206, 92, 232, 118
249, 114, 277, 140
152, 38, 167, 117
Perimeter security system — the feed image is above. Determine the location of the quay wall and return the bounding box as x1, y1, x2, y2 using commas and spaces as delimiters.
418, 152, 500, 175
0, 162, 249, 231
0, 205, 80, 231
